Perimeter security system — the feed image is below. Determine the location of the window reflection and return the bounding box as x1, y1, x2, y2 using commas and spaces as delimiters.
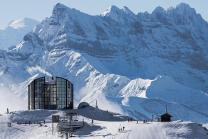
28, 77, 73, 110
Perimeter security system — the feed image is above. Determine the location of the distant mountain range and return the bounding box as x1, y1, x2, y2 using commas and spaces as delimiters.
0, 3, 208, 123
0, 18, 39, 50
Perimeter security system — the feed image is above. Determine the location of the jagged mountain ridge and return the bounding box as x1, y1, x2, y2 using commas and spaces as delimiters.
0, 3, 208, 122
32, 3, 208, 89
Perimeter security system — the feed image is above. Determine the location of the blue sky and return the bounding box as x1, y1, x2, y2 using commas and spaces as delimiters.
0, 0, 207, 29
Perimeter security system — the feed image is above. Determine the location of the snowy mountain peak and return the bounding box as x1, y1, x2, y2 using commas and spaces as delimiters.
150, 3, 205, 25
102, 5, 121, 16
54, 3, 70, 10
152, 6, 165, 14
176, 3, 194, 11
0, 18, 39, 50
53, 3, 69, 13
102, 5, 135, 16
102, 5, 136, 23
51, 3, 88, 24
173, 3, 196, 16
167, 3, 196, 17
52, 3, 69, 17
122, 6, 135, 16
8, 18, 39, 30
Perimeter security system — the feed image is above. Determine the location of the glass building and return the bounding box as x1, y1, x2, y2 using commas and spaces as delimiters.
28, 76, 73, 110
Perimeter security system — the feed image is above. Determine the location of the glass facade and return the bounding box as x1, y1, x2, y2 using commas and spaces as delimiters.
28, 77, 73, 110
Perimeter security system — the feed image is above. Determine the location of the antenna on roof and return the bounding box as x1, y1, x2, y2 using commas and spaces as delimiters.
96, 100, 98, 109
165, 104, 168, 113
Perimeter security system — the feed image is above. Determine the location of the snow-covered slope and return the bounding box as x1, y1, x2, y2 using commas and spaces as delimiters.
0, 18, 39, 50
0, 3, 208, 123
1, 112, 208, 139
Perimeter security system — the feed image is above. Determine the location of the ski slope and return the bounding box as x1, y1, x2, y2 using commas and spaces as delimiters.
0, 112, 208, 139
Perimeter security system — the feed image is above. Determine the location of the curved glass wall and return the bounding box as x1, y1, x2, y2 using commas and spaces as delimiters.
28, 77, 73, 110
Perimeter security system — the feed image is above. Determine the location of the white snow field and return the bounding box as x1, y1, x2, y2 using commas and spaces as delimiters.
0, 110, 208, 139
